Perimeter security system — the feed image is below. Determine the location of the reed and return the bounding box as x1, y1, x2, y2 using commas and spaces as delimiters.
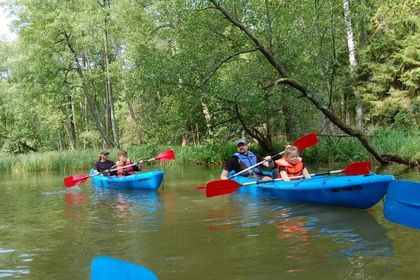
0, 129, 418, 172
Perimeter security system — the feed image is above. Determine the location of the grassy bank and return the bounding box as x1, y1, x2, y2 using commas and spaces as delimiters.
0, 129, 418, 172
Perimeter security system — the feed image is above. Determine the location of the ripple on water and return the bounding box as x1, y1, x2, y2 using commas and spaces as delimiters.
0, 248, 31, 278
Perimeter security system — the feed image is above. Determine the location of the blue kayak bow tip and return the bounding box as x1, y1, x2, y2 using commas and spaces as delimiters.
384, 180, 420, 230
91, 256, 158, 280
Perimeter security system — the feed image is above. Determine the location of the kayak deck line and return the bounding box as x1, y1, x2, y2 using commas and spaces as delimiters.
232, 174, 395, 209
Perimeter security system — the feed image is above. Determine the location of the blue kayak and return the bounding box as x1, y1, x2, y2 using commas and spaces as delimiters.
89, 169, 164, 190
91, 256, 158, 280
384, 180, 420, 230
233, 174, 395, 209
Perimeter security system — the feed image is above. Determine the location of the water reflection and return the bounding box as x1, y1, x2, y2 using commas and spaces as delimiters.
207, 192, 393, 258
92, 188, 162, 212
65, 189, 88, 207
2, 166, 416, 279
0, 248, 31, 278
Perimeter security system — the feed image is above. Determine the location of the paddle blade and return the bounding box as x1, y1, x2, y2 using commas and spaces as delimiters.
206, 179, 242, 197
64, 174, 89, 188
342, 161, 372, 175
155, 149, 176, 161
293, 132, 318, 151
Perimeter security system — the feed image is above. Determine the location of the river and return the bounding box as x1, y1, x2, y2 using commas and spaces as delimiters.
0, 165, 419, 279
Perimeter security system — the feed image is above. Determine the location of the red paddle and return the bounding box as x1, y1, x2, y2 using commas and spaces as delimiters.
195, 132, 318, 191
228, 132, 318, 179
206, 161, 372, 197
63, 149, 176, 188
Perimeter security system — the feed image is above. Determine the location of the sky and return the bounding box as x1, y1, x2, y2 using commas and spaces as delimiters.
0, 6, 17, 41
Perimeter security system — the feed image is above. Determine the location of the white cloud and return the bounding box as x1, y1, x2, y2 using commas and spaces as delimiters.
0, 6, 17, 41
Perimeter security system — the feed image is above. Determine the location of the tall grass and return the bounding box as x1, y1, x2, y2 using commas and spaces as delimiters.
0, 129, 418, 172
304, 128, 420, 163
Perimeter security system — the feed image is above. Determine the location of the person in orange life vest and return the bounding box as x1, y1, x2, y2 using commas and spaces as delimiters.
94, 149, 116, 176
275, 145, 311, 181
115, 150, 143, 177
220, 138, 273, 181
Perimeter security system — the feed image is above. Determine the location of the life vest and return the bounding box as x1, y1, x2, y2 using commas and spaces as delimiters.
233, 151, 260, 176
116, 159, 135, 177
275, 157, 303, 178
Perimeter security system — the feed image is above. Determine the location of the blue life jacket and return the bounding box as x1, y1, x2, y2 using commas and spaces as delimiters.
233, 151, 260, 176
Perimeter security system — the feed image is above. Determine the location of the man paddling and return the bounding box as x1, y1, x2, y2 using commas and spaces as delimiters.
220, 139, 273, 181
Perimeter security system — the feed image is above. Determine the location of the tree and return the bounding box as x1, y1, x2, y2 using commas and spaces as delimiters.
206, 0, 414, 165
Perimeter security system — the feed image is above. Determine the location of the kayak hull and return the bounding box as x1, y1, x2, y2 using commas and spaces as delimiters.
233, 174, 394, 209
91, 256, 158, 280
384, 180, 420, 229
89, 169, 164, 190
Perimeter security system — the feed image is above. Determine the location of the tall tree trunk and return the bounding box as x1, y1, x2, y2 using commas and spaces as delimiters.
127, 99, 138, 124
281, 100, 295, 141
342, 0, 363, 128
67, 94, 77, 149
264, 0, 274, 52
102, 0, 120, 147
64, 33, 112, 147
182, 124, 189, 147
208, 0, 413, 166
201, 100, 212, 136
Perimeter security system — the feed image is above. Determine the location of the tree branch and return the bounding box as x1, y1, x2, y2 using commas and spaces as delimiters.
201, 48, 258, 85
206, 26, 243, 47
207, 0, 408, 165
233, 102, 266, 145
147, 24, 176, 43
208, 0, 289, 77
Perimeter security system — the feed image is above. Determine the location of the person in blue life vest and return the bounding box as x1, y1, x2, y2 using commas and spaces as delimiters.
115, 150, 144, 177
220, 139, 273, 181
275, 145, 311, 181
94, 149, 116, 176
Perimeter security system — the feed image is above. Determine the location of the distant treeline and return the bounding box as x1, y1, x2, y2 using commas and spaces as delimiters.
0, 128, 417, 172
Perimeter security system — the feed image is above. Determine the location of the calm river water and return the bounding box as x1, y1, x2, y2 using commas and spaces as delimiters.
0, 165, 419, 279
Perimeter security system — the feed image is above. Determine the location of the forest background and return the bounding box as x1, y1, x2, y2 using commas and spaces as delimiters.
0, 0, 418, 171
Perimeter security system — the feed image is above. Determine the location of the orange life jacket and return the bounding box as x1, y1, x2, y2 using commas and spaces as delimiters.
275, 157, 304, 177
116, 159, 135, 176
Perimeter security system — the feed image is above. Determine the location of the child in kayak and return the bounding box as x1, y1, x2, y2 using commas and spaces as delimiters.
115, 150, 144, 177
275, 146, 311, 181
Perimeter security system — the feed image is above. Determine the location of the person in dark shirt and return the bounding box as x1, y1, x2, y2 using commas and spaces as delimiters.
220, 139, 272, 180
94, 149, 115, 176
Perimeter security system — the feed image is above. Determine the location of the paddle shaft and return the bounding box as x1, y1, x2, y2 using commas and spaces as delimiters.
236, 169, 346, 187
84, 158, 153, 179
229, 151, 281, 179
229, 132, 318, 179
99, 157, 157, 175
206, 161, 371, 197
64, 149, 175, 188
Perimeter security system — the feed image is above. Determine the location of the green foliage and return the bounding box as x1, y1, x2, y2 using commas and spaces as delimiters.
357, 0, 419, 128
0, 0, 418, 164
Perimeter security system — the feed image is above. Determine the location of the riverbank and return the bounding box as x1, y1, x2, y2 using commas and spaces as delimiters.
0, 129, 418, 172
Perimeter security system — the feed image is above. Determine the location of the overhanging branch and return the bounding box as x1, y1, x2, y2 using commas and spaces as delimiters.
206, 0, 413, 166
201, 48, 258, 85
